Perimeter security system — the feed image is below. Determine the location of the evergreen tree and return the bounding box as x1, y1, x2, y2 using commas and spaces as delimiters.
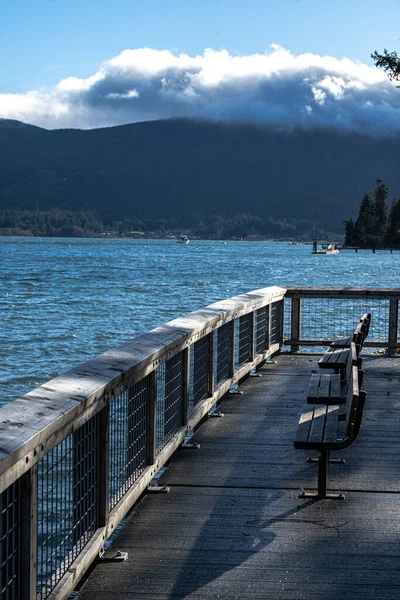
354, 193, 375, 247
373, 179, 388, 241
372, 47, 400, 85
344, 217, 355, 246
387, 199, 400, 247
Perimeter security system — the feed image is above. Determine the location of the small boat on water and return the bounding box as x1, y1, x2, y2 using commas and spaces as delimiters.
312, 241, 340, 255
326, 244, 340, 255
177, 234, 190, 245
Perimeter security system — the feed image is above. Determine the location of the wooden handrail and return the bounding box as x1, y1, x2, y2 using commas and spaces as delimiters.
0, 285, 286, 492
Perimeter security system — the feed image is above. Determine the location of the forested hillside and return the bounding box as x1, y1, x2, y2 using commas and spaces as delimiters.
1, 118, 400, 237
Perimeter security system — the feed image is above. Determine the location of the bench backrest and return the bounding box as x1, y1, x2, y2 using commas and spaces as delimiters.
344, 341, 358, 383
353, 322, 364, 351
345, 364, 360, 438
330, 313, 371, 353
360, 312, 371, 338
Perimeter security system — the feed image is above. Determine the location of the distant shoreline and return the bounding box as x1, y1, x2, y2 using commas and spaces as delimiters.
0, 231, 341, 244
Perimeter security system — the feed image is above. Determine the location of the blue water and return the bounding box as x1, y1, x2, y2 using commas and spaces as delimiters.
1, 237, 398, 406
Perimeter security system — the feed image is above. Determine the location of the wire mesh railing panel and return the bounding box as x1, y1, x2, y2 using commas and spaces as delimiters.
238, 313, 252, 366
37, 414, 99, 599
109, 377, 150, 510
0, 480, 21, 600
270, 301, 283, 346
192, 335, 210, 409
289, 298, 391, 348
283, 299, 292, 343
156, 353, 184, 452
254, 306, 267, 355
109, 390, 128, 508
398, 307, 400, 343
233, 319, 240, 369
215, 322, 232, 386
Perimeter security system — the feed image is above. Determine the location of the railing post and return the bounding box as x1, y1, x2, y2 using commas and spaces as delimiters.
266, 304, 270, 351
388, 299, 399, 355
182, 347, 190, 425
21, 467, 38, 600
208, 331, 215, 397
148, 370, 157, 465
98, 404, 110, 528
291, 297, 302, 353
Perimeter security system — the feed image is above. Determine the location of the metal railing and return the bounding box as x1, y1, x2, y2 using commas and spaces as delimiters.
2, 285, 399, 599
284, 287, 400, 352
0, 285, 285, 600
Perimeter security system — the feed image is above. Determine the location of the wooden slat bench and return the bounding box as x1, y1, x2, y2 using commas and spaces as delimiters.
307, 372, 342, 405
294, 363, 366, 499
330, 312, 371, 351
318, 346, 352, 373
309, 342, 360, 408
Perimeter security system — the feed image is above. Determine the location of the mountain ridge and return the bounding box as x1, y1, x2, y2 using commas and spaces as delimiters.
1, 118, 400, 235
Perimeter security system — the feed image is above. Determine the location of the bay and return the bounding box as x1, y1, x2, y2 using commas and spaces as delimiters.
0, 237, 398, 406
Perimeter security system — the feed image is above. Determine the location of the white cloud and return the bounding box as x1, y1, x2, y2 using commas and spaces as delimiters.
0, 45, 399, 135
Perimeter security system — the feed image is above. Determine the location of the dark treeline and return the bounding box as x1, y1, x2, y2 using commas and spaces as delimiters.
0, 209, 331, 240
0, 209, 103, 237
344, 180, 400, 248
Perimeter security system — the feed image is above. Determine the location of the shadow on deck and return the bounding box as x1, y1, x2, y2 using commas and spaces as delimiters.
79, 354, 400, 599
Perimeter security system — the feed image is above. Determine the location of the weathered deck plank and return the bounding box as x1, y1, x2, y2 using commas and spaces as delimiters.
79, 354, 400, 599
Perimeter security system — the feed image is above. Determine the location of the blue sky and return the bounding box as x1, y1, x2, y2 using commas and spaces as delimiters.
2, 0, 399, 93
1, 0, 400, 132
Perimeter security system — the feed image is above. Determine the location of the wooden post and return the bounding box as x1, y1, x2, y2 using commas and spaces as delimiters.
21, 467, 38, 600
291, 297, 302, 353
208, 331, 215, 397
98, 404, 110, 528
388, 299, 399, 355
147, 370, 157, 465
182, 347, 190, 426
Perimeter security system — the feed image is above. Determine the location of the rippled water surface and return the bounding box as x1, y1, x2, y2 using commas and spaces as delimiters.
1, 237, 398, 405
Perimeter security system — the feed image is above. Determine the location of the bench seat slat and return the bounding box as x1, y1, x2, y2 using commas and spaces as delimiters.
319, 374, 330, 397
308, 375, 319, 399
330, 374, 341, 399
323, 405, 340, 443
309, 405, 328, 443
295, 406, 314, 444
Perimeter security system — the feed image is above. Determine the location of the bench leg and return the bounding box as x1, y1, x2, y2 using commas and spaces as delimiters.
299, 450, 345, 500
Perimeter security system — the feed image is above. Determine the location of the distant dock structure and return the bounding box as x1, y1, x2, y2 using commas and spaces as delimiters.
312, 240, 340, 254
342, 246, 398, 253
312, 241, 399, 254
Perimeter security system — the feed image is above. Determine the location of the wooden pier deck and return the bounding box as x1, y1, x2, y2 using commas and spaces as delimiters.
79, 354, 400, 599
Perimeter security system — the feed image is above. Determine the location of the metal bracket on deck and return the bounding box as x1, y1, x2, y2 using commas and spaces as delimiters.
307, 457, 345, 464
229, 389, 243, 395
98, 550, 128, 563
147, 484, 170, 493
209, 410, 224, 418
181, 441, 200, 449
299, 490, 345, 500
